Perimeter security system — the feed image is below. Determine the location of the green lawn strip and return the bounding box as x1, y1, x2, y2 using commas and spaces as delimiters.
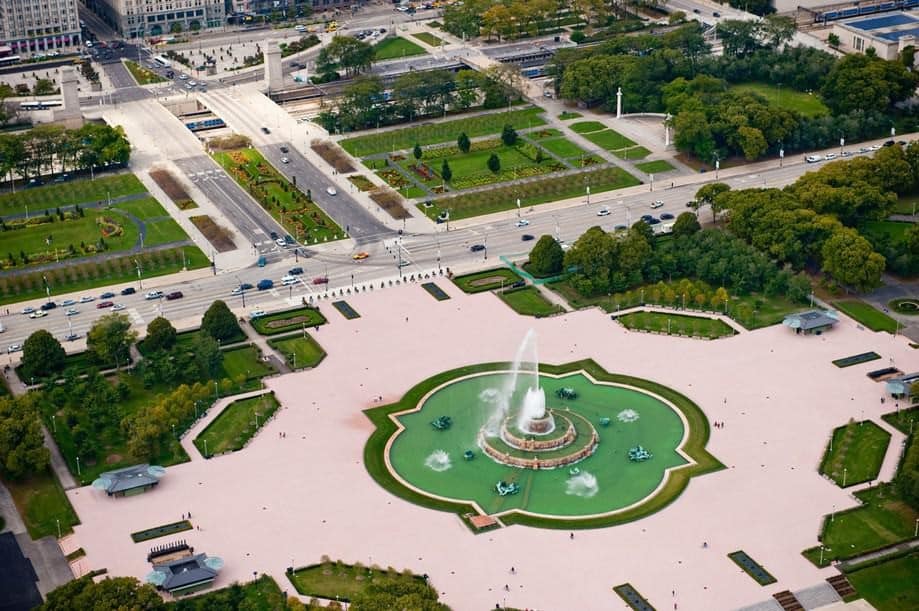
130, 520, 192, 543
0, 208, 139, 265
112, 197, 168, 220
833, 352, 881, 368
18, 350, 124, 382
288, 562, 429, 601
124, 60, 167, 85
267, 333, 326, 370
527, 128, 563, 139
845, 551, 919, 611
893, 194, 919, 215
412, 31, 443, 46
617, 311, 735, 339
0, 245, 208, 306
0, 174, 147, 217
373, 36, 427, 60
583, 129, 637, 151
539, 137, 589, 159
363, 359, 723, 529
635, 160, 676, 174
833, 300, 899, 333
194, 392, 280, 456
406, 145, 561, 190
221, 344, 276, 381
558, 111, 582, 120
860, 220, 911, 245
882, 405, 919, 435
142, 218, 189, 246
568, 121, 607, 134
729, 82, 829, 117
498, 286, 563, 317
138, 328, 246, 356
424, 166, 640, 221
212, 148, 342, 244
614, 146, 652, 160
421, 281, 450, 301
166, 574, 289, 610
452, 267, 523, 293
250, 306, 327, 336
340, 107, 546, 157
2, 470, 80, 539
802, 484, 919, 567
332, 300, 360, 319
727, 550, 777, 586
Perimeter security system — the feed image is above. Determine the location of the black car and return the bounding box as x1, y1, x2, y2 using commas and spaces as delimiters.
640, 214, 653, 223
647, 217, 661, 225
261, 127, 271, 134
166, 291, 183, 300
521, 234, 535, 242
884, 140, 896, 147
280, 146, 289, 153
100, 291, 116, 299
284, 234, 295, 245
40, 301, 57, 311
660, 213, 675, 220
270, 231, 279, 241
289, 267, 304, 275
121, 287, 136, 295
470, 244, 486, 252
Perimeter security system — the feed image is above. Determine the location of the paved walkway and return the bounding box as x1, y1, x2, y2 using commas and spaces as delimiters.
42, 425, 77, 490
838, 538, 919, 572
0, 480, 26, 534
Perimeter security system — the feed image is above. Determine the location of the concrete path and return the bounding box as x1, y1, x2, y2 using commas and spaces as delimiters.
42, 425, 77, 490
0, 480, 27, 534
15, 532, 73, 598
534, 283, 573, 312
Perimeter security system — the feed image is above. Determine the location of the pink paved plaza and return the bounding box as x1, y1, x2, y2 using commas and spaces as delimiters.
66, 281, 916, 610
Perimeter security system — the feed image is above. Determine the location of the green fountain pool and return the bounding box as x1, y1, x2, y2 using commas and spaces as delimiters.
387, 371, 690, 519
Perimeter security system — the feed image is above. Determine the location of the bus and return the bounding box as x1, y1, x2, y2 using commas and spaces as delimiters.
20, 100, 63, 110
152, 54, 171, 68
0, 55, 21, 67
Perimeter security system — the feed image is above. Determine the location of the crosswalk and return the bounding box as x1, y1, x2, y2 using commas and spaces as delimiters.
127, 307, 145, 326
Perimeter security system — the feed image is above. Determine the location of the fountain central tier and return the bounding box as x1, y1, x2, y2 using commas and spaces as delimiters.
479, 409, 600, 470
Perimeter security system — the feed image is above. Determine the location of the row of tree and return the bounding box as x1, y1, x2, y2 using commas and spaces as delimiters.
443, 0, 637, 40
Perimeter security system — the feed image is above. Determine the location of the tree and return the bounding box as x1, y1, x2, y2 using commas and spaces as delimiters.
821, 228, 885, 292
200, 300, 241, 342
900, 44, 916, 68
21, 330, 66, 380
827, 33, 840, 49
528, 235, 564, 276
193, 334, 223, 380
821, 53, 918, 115
349, 576, 448, 611
501, 124, 518, 146
413, 142, 422, 161
671, 212, 701, 238
695, 182, 731, 223
40, 575, 165, 610
457, 132, 471, 153
86, 313, 137, 369
144, 317, 177, 354
0, 394, 49, 480
317, 36, 373, 78
440, 159, 453, 183
736, 125, 768, 161
487, 153, 501, 173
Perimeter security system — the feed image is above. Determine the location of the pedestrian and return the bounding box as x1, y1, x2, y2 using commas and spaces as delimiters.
510, 566, 515, 574
188, 511, 192, 519
181, 513, 185, 520
703, 541, 708, 548
570, 532, 574, 540
504, 584, 509, 591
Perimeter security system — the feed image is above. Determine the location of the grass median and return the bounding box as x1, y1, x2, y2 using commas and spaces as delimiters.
194, 392, 280, 457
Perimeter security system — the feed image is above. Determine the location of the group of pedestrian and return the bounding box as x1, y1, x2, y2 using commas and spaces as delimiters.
713, 421, 726, 429
278, 431, 287, 438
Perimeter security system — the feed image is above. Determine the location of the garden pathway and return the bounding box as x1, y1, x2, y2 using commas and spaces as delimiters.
534, 283, 573, 312
610, 304, 748, 335
42, 425, 77, 490
0, 192, 150, 222
0, 239, 192, 277
845, 417, 907, 493
837, 538, 919, 572
239, 319, 292, 376
0, 480, 26, 534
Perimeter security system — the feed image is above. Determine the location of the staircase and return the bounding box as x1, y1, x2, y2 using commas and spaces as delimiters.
826, 574, 857, 599
772, 591, 804, 611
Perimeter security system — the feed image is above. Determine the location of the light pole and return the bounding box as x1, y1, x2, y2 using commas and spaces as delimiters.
819, 545, 825, 565
203, 438, 208, 457
76, 456, 81, 476
586, 185, 590, 205
779, 146, 784, 168
134, 258, 143, 290
236, 276, 246, 308
56, 518, 61, 538
843, 467, 847, 487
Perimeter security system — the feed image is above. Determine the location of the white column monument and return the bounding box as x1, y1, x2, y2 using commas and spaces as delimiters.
616, 87, 622, 119
664, 113, 672, 146
53, 66, 83, 126
265, 40, 283, 92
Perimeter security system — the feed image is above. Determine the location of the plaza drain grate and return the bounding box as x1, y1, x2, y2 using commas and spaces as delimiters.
421, 282, 450, 301
728, 550, 777, 586
613, 583, 656, 611
331, 300, 360, 320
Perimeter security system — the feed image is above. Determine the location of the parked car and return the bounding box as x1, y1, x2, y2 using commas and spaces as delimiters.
97, 301, 114, 309
470, 244, 486, 252
289, 267, 304, 275
257, 279, 274, 290
21, 306, 35, 315
232, 283, 254, 295
660, 212, 675, 220
7, 344, 22, 353
805, 155, 822, 163
100, 292, 115, 299
121, 287, 136, 295
145, 290, 164, 300
249, 310, 267, 319
613, 224, 628, 232
521, 234, 535, 241
166, 291, 183, 300
824, 153, 838, 161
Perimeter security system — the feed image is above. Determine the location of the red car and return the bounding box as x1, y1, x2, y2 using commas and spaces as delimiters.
97, 301, 114, 309
312, 276, 329, 285
166, 291, 183, 300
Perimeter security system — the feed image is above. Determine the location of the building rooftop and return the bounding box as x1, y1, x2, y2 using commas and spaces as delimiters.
783, 310, 839, 331
839, 10, 919, 42
154, 553, 219, 592
94, 464, 164, 494
848, 12, 919, 30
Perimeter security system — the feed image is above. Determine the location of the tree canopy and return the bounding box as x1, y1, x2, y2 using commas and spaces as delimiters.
40, 575, 165, 610
144, 317, 177, 354
86, 313, 137, 368
21, 330, 66, 380
200, 300, 241, 342
0, 393, 49, 479
528, 235, 564, 276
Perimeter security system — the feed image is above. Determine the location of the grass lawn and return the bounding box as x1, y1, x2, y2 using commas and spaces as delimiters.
584, 129, 637, 151
0, 246, 209, 306
425, 165, 639, 220
166, 574, 288, 610
213, 148, 342, 244
498, 286, 564, 317
405, 144, 560, 190
0, 174, 147, 217
267, 333, 326, 369
138, 327, 246, 356
194, 392, 280, 456
819, 421, 891, 487
452, 267, 523, 293
833, 299, 899, 333
617, 311, 736, 339
860, 220, 911, 245
893, 194, 919, 215
2, 470, 79, 539
221, 344, 276, 381
112, 197, 168, 220
847, 552, 919, 611
802, 484, 919, 566
539, 137, 589, 159
340, 107, 546, 157
635, 160, 676, 174
373, 36, 426, 60
288, 562, 428, 601
730, 82, 829, 117
250, 306, 327, 335
412, 31, 443, 46
124, 60, 167, 85
528, 128, 563, 139
615, 146, 652, 160
142, 218, 189, 246
882, 405, 919, 435
558, 111, 582, 120
569, 121, 607, 134
0, 208, 139, 266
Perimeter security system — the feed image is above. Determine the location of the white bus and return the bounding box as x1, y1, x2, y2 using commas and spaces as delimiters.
152, 54, 171, 68
20, 100, 63, 110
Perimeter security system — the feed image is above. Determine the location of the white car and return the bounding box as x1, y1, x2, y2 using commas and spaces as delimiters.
145, 290, 164, 300
7, 344, 22, 353
21, 306, 35, 315
650, 200, 664, 209
281, 275, 298, 285
515, 219, 530, 227
326, 186, 337, 196
824, 153, 838, 161
805, 155, 823, 163
111, 303, 126, 312
249, 310, 266, 319
79, 295, 95, 303
281, 157, 290, 164
275, 238, 287, 247
188, 80, 197, 86
65, 308, 79, 316
869, 144, 882, 151
597, 207, 610, 216
178, 74, 189, 80
29, 310, 48, 319
59, 299, 76, 306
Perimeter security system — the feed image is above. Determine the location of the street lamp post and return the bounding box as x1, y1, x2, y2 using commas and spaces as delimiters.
843, 467, 847, 487
586, 185, 590, 205
76, 456, 81, 476
134, 258, 143, 290
203, 438, 208, 457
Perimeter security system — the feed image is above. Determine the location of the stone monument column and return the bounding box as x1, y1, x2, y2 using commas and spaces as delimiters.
616, 87, 622, 119
53, 66, 83, 126
664, 113, 672, 146
265, 40, 283, 92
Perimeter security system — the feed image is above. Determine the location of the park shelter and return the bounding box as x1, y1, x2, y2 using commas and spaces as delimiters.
782, 310, 839, 335
149, 553, 221, 596
92, 464, 165, 497
886, 372, 919, 397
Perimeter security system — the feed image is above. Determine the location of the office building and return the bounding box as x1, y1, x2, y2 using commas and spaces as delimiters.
86, 0, 225, 38
0, 0, 82, 57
